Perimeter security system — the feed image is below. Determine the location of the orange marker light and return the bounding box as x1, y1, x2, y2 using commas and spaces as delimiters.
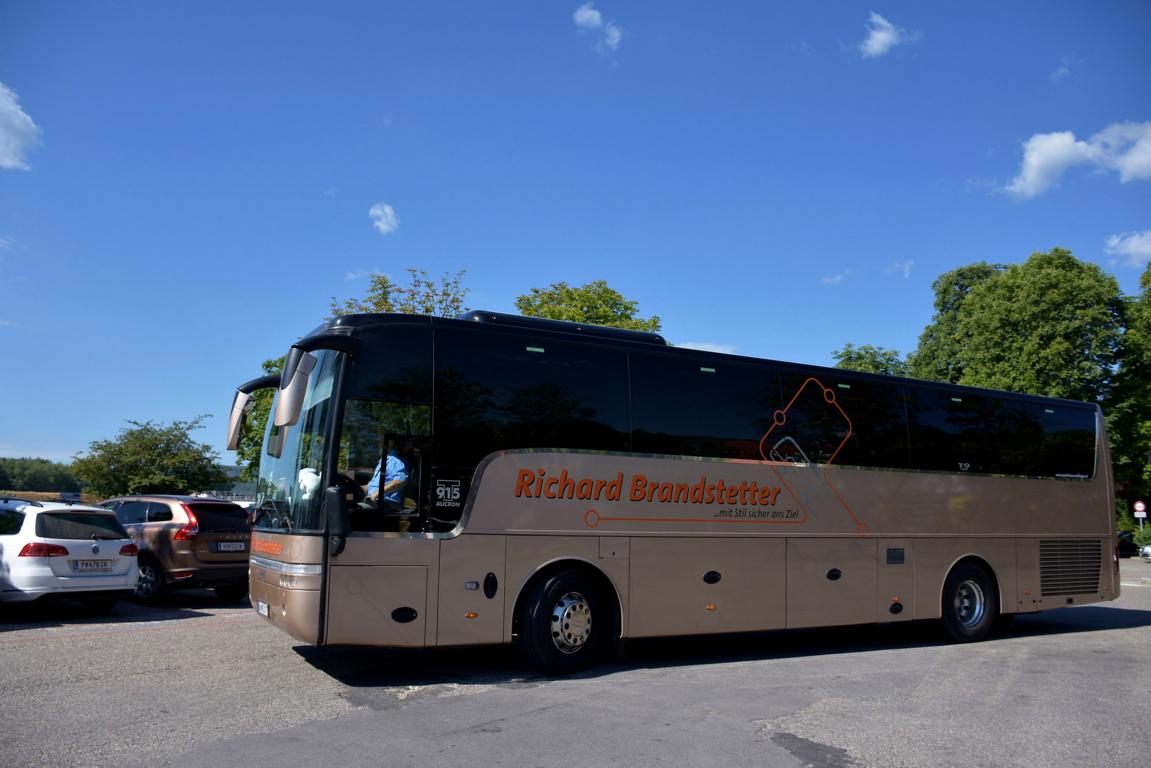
706, 604, 717, 612
465, 612, 479, 619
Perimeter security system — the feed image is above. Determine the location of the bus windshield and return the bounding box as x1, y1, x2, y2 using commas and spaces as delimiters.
252, 349, 340, 533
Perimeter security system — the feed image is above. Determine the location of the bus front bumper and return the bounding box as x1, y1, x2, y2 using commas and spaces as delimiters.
249, 556, 323, 645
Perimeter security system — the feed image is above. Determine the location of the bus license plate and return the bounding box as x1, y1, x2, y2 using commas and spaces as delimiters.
257, 600, 269, 617
217, 542, 247, 552
72, 560, 113, 573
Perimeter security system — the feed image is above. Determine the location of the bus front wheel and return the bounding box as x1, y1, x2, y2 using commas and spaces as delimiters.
941, 562, 998, 642
519, 569, 605, 675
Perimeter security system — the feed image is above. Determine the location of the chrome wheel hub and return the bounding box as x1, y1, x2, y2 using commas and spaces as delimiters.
550, 591, 592, 654
136, 565, 157, 598
954, 579, 986, 628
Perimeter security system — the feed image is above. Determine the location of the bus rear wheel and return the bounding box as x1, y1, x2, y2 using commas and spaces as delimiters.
941, 562, 998, 642
519, 569, 605, 675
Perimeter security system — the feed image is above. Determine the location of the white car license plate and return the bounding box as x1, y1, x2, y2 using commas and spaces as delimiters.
257, 600, 269, 617
217, 542, 247, 552
72, 559, 113, 573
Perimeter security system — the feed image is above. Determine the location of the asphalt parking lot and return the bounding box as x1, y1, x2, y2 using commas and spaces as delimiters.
3, 559, 1151, 768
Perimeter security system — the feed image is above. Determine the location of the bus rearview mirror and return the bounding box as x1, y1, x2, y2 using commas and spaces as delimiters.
325, 485, 350, 557
274, 352, 317, 428
225, 390, 252, 451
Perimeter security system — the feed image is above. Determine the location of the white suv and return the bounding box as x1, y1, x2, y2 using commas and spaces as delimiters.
0, 498, 139, 612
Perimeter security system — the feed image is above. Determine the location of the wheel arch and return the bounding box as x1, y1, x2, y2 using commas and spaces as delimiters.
509, 557, 623, 646
940, 554, 1003, 616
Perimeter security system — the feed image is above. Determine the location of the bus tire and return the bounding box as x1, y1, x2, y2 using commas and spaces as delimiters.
941, 562, 998, 642
519, 569, 605, 675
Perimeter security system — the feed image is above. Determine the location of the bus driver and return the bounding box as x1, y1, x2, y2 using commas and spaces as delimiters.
366, 441, 408, 511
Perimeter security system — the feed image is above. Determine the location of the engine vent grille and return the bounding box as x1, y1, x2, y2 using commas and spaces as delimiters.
1039, 539, 1102, 597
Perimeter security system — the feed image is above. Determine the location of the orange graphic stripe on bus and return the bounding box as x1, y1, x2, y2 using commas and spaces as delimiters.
757, 376, 870, 536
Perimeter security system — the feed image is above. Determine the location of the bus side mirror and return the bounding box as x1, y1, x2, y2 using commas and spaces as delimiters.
225, 391, 252, 451
325, 486, 351, 557
274, 351, 317, 427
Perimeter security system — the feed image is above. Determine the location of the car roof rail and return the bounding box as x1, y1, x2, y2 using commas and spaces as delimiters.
0, 497, 44, 510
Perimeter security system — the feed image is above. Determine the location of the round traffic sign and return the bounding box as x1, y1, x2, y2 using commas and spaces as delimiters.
1136, 500, 1146, 513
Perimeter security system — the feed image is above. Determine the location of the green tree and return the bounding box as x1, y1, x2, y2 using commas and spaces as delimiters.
514, 280, 661, 331
72, 417, 228, 497
1109, 261, 1151, 507
0, 458, 79, 492
832, 344, 910, 377
954, 248, 1125, 403
909, 262, 1005, 383
330, 268, 469, 317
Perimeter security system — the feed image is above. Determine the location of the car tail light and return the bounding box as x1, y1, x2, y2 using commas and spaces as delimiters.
120, 543, 139, 556
19, 542, 70, 557
174, 504, 200, 541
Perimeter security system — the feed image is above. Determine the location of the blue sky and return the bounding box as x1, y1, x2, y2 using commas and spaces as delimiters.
1, 1, 1149, 464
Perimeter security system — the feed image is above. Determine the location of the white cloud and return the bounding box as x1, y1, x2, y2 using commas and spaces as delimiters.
368, 202, 399, 236
885, 260, 914, 279
1004, 121, 1151, 199
0, 319, 18, 328
345, 268, 374, 281
821, 269, 854, 285
1049, 54, 1083, 84
603, 22, 623, 51
1004, 131, 1099, 198
1105, 230, 1151, 268
858, 13, 920, 59
676, 341, 738, 355
1093, 121, 1151, 182
573, 3, 602, 29
0, 83, 41, 171
572, 3, 623, 53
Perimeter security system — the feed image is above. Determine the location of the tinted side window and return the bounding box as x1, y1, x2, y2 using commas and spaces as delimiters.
906, 388, 999, 474
434, 328, 630, 471
904, 388, 1093, 478
0, 509, 25, 535
631, 353, 780, 460
345, 326, 433, 404
116, 501, 148, 525
776, 371, 910, 468
1037, 405, 1096, 478
147, 503, 174, 523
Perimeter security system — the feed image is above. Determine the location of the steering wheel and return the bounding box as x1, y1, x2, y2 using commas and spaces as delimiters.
331, 472, 367, 505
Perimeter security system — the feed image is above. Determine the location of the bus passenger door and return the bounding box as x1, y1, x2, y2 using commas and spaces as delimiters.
786, 538, 878, 629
